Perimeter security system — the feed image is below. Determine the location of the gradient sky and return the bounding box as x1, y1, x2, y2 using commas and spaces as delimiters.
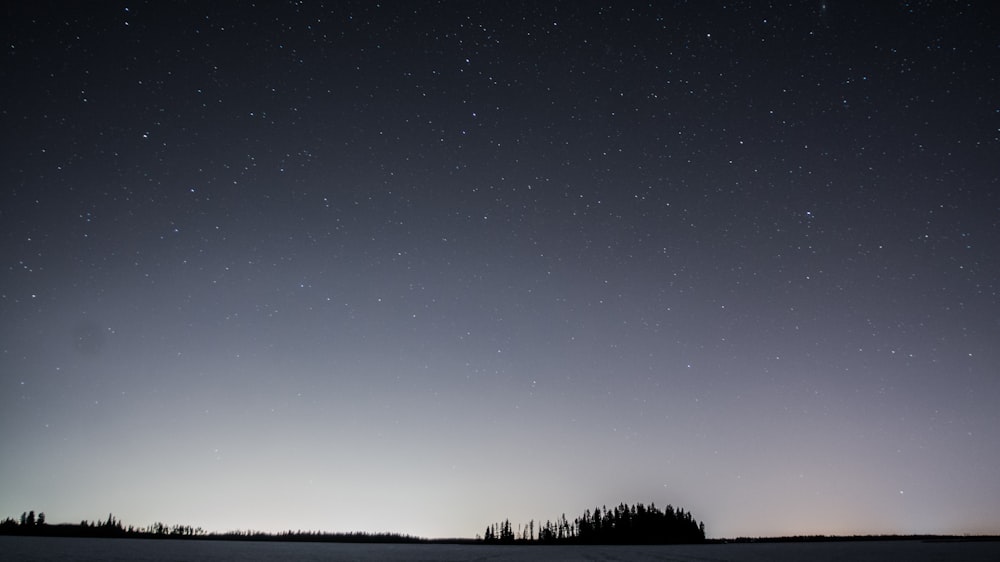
2, 1, 998, 539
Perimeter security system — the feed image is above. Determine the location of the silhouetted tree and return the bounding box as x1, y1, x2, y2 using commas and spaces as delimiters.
499, 519, 514, 543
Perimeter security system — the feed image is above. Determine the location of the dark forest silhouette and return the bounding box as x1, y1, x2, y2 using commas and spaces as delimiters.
482, 502, 705, 544
2, 502, 704, 545
0, 511, 419, 543
5, 508, 998, 545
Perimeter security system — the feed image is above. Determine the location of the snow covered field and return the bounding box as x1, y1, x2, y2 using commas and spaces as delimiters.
3, 536, 1000, 561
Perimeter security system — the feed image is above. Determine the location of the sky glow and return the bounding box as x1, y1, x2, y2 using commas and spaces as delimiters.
1, 1, 998, 539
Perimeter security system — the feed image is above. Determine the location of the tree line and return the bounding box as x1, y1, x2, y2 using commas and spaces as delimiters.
3, 501, 707, 545
481, 501, 706, 544
0, 510, 421, 543
0, 511, 205, 538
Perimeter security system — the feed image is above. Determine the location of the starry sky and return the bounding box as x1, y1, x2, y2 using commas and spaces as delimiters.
2, 1, 998, 540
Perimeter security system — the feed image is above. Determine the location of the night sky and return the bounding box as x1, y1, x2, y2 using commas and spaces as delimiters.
2, 1, 998, 539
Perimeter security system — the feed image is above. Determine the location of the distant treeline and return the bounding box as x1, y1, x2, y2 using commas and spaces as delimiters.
482, 502, 706, 544
3, 502, 706, 545
713, 534, 1000, 544
0, 511, 421, 543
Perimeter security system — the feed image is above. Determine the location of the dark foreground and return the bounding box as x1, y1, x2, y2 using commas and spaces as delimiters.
4, 536, 1000, 561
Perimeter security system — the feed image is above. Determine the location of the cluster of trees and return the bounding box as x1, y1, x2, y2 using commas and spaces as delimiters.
0, 511, 204, 539
482, 502, 705, 544
1, 511, 46, 529
1, 511, 46, 535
